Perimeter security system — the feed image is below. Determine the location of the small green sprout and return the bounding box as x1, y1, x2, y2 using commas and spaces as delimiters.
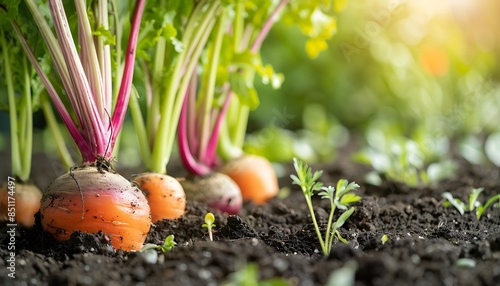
291, 158, 361, 256
442, 188, 500, 220
140, 234, 177, 253
381, 234, 389, 244
202, 212, 216, 241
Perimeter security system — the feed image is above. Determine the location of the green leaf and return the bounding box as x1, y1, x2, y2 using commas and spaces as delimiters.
318, 186, 335, 200
333, 207, 355, 230
442, 192, 465, 215
159, 234, 177, 252
203, 212, 216, 227
468, 187, 484, 211
335, 230, 349, 244
336, 180, 360, 199
228, 69, 260, 110
477, 194, 500, 220
0, 0, 21, 25
381, 234, 389, 244
93, 25, 116, 45
339, 193, 361, 206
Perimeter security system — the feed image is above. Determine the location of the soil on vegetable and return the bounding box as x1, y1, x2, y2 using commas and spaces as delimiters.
0, 151, 499, 286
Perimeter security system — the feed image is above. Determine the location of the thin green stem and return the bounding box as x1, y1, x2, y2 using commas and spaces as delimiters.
217, 119, 243, 161
1, 28, 21, 179
233, 104, 249, 148
147, 36, 167, 145
149, 0, 218, 173
19, 57, 33, 181
129, 86, 151, 165
324, 199, 336, 255
167, 15, 217, 167
233, 1, 244, 52
40, 94, 75, 169
197, 8, 227, 163
304, 196, 327, 255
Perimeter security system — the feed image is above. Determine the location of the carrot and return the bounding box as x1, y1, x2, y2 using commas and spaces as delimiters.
181, 172, 242, 215
41, 166, 151, 251
133, 173, 186, 222
220, 154, 279, 204
0, 182, 42, 227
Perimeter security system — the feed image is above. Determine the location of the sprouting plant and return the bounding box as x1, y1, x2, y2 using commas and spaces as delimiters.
141, 234, 177, 253
381, 234, 389, 245
202, 212, 216, 242
291, 158, 361, 256
353, 125, 456, 187
442, 188, 500, 220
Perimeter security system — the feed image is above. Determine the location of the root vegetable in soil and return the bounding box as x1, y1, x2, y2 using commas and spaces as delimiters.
132, 173, 186, 222
0, 157, 498, 285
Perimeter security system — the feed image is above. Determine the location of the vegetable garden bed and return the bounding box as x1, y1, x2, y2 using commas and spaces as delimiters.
1, 151, 499, 285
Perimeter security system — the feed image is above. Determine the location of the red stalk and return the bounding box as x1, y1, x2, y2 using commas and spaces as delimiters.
11, 22, 93, 160
49, 0, 107, 160
202, 90, 234, 167
110, 0, 146, 157
251, 0, 289, 53
178, 89, 211, 176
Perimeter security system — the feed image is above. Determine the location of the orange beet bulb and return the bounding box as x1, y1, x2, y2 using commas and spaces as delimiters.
41, 167, 151, 251
220, 154, 279, 204
0, 182, 42, 227
133, 173, 186, 222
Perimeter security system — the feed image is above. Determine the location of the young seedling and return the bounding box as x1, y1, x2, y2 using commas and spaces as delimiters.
353, 128, 456, 187
141, 234, 177, 253
381, 234, 389, 245
291, 158, 361, 256
202, 212, 216, 242
442, 187, 500, 219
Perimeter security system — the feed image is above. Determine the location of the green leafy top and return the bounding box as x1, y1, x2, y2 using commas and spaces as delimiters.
140, 234, 177, 253
291, 157, 324, 197
291, 157, 360, 256
202, 212, 216, 228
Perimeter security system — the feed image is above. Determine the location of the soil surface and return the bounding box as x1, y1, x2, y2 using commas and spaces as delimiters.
0, 152, 499, 286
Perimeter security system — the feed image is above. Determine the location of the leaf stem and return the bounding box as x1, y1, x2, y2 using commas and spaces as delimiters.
110, 0, 146, 158
149, 0, 218, 173
129, 86, 151, 165
197, 8, 228, 165
19, 57, 33, 181
11, 20, 93, 161
304, 195, 327, 255
250, 0, 289, 53
1, 28, 22, 180
40, 94, 75, 169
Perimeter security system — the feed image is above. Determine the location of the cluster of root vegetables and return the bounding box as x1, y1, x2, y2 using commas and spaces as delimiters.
0, 154, 278, 251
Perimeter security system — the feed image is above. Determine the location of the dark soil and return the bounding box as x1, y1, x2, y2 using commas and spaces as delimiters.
1, 152, 499, 286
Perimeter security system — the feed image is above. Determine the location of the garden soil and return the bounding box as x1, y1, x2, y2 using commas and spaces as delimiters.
1, 150, 499, 286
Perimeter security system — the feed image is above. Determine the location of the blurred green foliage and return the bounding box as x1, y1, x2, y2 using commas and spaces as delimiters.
2, 0, 500, 184
246, 0, 500, 168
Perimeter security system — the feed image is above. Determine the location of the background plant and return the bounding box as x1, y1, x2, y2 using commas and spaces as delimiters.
442, 187, 500, 220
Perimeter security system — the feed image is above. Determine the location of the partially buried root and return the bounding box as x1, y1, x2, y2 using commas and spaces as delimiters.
41, 166, 151, 251
181, 172, 242, 215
